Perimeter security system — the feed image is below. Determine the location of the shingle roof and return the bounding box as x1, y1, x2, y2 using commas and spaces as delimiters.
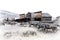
42, 13, 52, 17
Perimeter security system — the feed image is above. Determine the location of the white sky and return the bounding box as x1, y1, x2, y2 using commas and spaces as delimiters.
0, 0, 60, 17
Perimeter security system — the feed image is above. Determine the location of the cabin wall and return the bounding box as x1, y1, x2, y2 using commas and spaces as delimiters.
31, 11, 42, 21
41, 17, 52, 21
19, 14, 25, 19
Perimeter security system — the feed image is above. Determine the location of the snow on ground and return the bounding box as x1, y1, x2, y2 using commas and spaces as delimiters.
0, 23, 60, 40
0, 17, 60, 40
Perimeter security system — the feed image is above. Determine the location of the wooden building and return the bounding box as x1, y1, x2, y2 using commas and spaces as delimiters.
14, 11, 52, 22
27, 11, 42, 21
41, 13, 52, 21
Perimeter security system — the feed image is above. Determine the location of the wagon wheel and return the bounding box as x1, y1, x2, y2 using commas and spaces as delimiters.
52, 28, 57, 32
44, 29, 48, 33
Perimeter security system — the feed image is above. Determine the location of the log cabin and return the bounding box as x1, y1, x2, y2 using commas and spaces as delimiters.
14, 11, 52, 23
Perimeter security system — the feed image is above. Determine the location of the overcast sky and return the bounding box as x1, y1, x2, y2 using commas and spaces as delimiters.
0, 0, 60, 17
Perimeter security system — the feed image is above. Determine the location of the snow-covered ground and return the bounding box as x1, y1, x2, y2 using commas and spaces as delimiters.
0, 22, 60, 40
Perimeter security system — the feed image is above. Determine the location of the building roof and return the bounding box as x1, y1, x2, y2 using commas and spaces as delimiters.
42, 13, 52, 17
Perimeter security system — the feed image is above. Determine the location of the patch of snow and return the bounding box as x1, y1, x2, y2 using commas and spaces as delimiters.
53, 16, 60, 26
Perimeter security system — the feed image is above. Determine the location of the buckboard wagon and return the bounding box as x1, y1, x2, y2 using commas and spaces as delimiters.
29, 21, 57, 33
38, 23, 57, 33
